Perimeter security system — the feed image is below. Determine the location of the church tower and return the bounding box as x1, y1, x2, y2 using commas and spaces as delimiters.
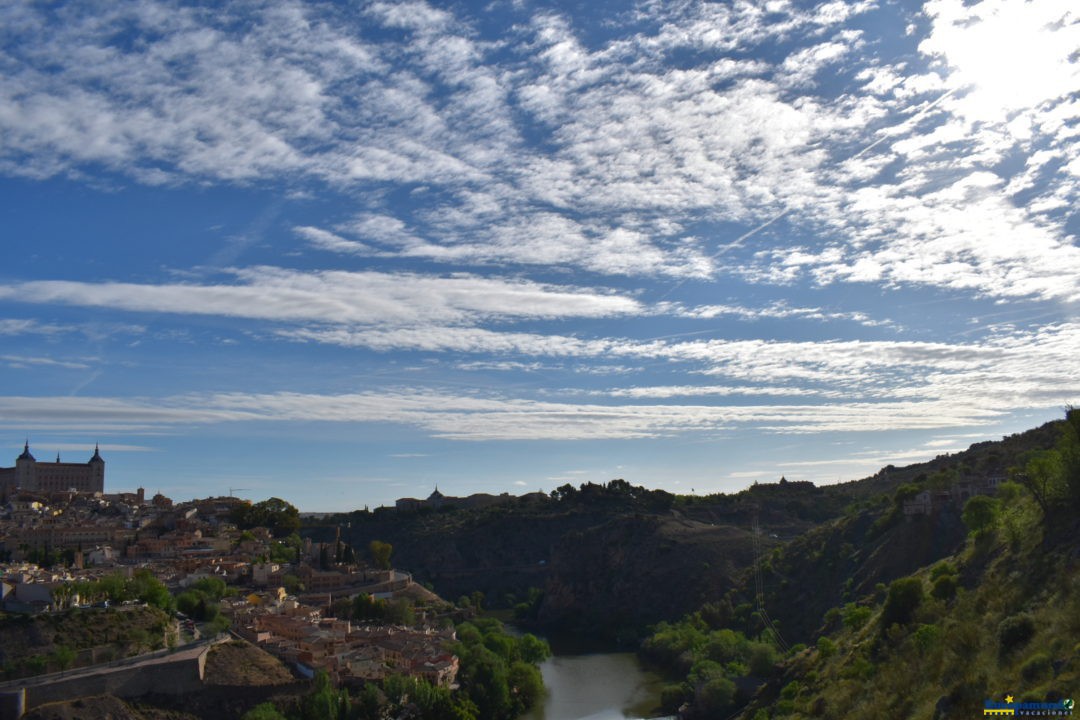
15, 441, 35, 488
88, 444, 105, 493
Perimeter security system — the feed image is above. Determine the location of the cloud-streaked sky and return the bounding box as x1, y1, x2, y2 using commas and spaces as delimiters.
2, 0, 1077, 510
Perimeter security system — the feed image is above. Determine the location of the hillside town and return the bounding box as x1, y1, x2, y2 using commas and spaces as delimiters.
0, 443, 460, 692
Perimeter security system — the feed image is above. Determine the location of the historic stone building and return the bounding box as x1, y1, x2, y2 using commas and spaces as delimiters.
0, 442, 105, 495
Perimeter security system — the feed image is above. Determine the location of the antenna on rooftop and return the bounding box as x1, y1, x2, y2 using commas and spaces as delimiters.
228, 487, 251, 498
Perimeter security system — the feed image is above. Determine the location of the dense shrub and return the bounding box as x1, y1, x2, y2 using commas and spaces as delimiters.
930, 562, 956, 581
842, 603, 872, 630
842, 655, 876, 681
881, 578, 924, 629
747, 642, 778, 676
998, 614, 1036, 656
931, 574, 958, 601
704, 629, 747, 663
912, 623, 941, 652
641, 621, 705, 672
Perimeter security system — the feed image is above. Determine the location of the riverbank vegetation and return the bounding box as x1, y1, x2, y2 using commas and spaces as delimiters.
642, 612, 783, 716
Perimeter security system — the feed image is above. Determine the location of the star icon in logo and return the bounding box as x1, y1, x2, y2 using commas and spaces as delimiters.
1005, 695, 1015, 704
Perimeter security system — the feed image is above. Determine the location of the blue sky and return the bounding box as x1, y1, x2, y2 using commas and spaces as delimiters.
1, 0, 1078, 511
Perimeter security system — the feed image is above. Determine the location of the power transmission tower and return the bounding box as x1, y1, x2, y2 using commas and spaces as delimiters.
751, 509, 790, 653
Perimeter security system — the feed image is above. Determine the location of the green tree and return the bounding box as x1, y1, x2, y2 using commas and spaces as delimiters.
384, 598, 415, 626
962, 495, 1000, 536
696, 676, 737, 715
460, 649, 511, 719
299, 670, 344, 720
1013, 408, 1080, 515
282, 574, 303, 594
507, 661, 544, 714
352, 592, 382, 621
452, 617, 545, 719
132, 569, 175, 611
484, 632, 516, 661
354, 683, 381, 720
369, 540, 393, 570
269, 532, 303, 563
232, 497, 301, 537
176, 590, 221, 623
97, 573, 128, 602
893, 483, 922, 507
517, 633, 550, 665
191, 576, 228, 600
1016, 449, 1063, 515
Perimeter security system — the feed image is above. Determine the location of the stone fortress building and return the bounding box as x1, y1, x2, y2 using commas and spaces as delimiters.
0, 441, 105, 495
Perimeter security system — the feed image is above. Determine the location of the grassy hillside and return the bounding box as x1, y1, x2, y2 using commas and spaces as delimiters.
740, 504, 1079, 718
641, 411, 1080, 719
0, 606, 178, 679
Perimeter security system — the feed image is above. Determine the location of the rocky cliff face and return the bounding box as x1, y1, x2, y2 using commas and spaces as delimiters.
311, 482, 849, 639
752, 505, 968, 644
538, 513, 758, 641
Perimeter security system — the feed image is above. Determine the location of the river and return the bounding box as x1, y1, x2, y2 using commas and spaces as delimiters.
523, 650, 673, 720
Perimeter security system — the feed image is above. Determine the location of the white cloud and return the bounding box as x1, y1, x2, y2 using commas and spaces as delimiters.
920, 0, 1080, 122
0, 268, 641, 326
6, 0, 1072, 299
0, 390, 1008, 441
0, 319, 70, 336
1, 355, 91, 370
1, 317, 1075, 442
278, 317, 1080, 418
753, 0, 1080, 303
294, 226, 374, 256
669, 300, 892, 327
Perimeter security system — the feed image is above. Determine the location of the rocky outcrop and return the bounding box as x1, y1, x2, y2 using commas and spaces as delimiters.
538, 514, 757, 642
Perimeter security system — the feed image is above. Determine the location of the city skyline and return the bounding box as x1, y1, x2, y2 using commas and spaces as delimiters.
1, 0, 1078, 511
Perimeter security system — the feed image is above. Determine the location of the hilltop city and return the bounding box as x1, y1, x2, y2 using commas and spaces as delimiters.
0, 443, 495, 718
1, 414, 1076, 720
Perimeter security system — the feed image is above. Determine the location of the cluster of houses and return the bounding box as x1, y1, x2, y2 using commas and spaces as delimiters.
0, 488, 240, 562
1, 487, 464, 689
230, 595, 459, 687
901, 475, 1005, 517
0, 564, 73, 614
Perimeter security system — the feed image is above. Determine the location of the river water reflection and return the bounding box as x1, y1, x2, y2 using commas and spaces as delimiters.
523, 651, 672, 720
